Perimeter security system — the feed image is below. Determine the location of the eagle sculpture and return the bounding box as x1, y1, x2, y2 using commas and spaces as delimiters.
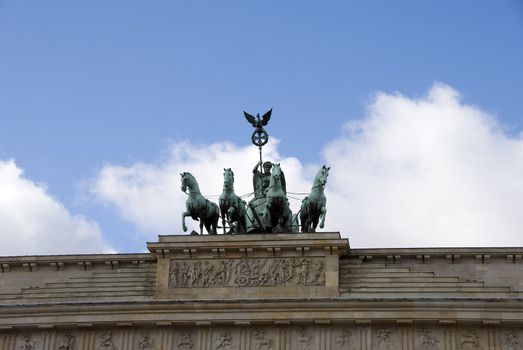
243, 109, 272, 129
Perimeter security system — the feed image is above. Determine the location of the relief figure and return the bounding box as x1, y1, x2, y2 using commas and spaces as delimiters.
177, 331, 193, 350
214, 331, 233, 350
377, 329, 392, 349
20, 334, 37, 350
58, 334, 75, 350
418, 329, 439, 349
459, 331, 481, 349
335, 329, 351, 348
98, 331, 117, 350
504, 332, 522, 350
138, 332, 154, 350
254, 330, 273, 350
298, 327, 312, 348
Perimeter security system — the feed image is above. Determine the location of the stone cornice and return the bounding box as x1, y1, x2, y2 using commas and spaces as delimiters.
0, 253, 154, 272
147, 232, 349, 258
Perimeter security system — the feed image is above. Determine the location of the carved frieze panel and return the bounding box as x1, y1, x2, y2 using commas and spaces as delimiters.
458, 329, 485, 349
417, 328, 441, 349
503, 331, 523, 350
372, 328, 399, 350
212, 330, 234, 350
175, 330, 195, 350
138, 331, 154, 350
169, 257, 325, 288
98, 331, 118, 350
291, 326, 315, 350
250, 329, 275, 350
18, 334, 38, 350
333, 328, 352, 349
57, 333, 76, 350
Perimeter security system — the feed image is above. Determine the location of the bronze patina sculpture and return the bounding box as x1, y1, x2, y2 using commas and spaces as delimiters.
244, 109, 272, 149
219, 168, 247, 234
252, 160, 287, 199
179, 108, 329, 235
252, 160, 272, 198
300, 165, 329, 232
181, 172, 220, 235
263, 163, 292, 233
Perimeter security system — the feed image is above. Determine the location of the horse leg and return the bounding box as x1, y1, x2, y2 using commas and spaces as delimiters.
219, 201, 227, 234
273, 200, 284, 233
211, 212, 219, 235
319, 207, 327, 229
311, 215, 319, 233
300, 199, 311, 233
300, 210, 307, 233
239, 212, 247, 233
264, 200, 272, 233
199, 220, 204, 235
221, 211, 227, 234
182, 211, 189, 232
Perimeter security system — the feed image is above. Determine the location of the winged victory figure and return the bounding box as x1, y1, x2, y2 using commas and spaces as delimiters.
243, 108, 272, 131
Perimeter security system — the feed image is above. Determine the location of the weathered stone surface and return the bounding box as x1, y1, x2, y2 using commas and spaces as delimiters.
1, 324, 523, 349
0, 233, 522, 349
148, 233, 347, 300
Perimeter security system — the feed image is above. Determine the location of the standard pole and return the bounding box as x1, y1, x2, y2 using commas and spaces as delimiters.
259, 145, 263, 171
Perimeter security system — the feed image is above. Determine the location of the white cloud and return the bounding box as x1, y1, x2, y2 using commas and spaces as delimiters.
0, 160, 112, 255
91, 83, 523, 247
324, 83, 523, 247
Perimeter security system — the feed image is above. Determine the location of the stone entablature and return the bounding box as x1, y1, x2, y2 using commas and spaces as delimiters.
0, 233, 522, 349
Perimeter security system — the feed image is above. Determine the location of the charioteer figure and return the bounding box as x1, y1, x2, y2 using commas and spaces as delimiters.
252, 160, 287, 198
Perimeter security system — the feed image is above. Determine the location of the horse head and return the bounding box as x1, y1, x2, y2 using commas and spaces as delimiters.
180, 172, 197, 193
271, 163, 282, 182
223, 168, 234, 190
314, 165, 330, 188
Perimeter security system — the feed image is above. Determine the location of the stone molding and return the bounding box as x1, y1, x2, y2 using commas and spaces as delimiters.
0, 253, 153, 273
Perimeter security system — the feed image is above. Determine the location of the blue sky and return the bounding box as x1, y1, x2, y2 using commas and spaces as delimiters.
0, 1, 522, 254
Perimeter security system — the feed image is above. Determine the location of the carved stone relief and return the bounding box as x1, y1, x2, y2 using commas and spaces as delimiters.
138, 331, 154, 350
297, 327, 313, 349
213, 331, 233, 350
169, 258, 325, 288
253, 329, 274, 350
19, 334, 37, 350
418, 329, 439, 349
335, 328, 351, 348
177, 331, 194, 350
376, 329, 393, 349
459, 331, 481, 349
504, 332, 522, 350
3, 324, 523, 350
98, 331, 117, 350
57, 334, 75, 350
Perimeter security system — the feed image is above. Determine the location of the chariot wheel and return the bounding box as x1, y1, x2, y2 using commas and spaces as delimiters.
238, 275, 249, 286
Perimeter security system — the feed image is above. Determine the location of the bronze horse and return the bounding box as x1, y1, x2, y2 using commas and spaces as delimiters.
263, 163, 292, 233
181, 172, 219, 235
300, 165, 329, 233
219, 168, 247, 233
